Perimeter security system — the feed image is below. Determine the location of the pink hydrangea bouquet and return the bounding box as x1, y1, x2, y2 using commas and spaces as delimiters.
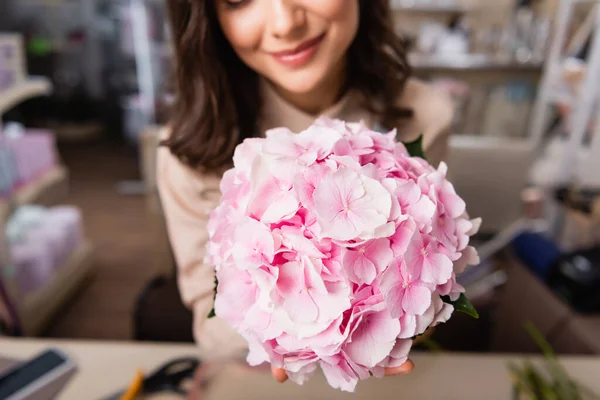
205, 118, 481, 392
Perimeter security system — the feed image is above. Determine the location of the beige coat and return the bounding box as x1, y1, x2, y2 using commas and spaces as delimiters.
156, 78, 454, 359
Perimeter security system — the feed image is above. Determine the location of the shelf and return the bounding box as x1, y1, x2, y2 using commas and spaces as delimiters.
450, 135, 533, 151
391, 1, 476, 13
410, 53, 544, 71
12, 166, 69, 208
448, 136, 535, 234
20, 241, 95, 336
0, 166, 69, 225
0, 77, 53, 116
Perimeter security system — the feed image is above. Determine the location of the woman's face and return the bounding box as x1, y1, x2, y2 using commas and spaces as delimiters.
215, 0, 359, 95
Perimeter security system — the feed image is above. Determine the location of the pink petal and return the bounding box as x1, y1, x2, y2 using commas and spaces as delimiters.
214, 269, 257, 326
405, 230, 425, 262
277, 261, 303, 296
265, 126, 294, 139
455, 229, 470, 253
233, 219, 275, 270
243, 306, 282, 341
279, 226, 325, 258
294, 164, 330, 210
350, 196, 391, 238
286, 362, 319, 385
303, 260, 328, 294
293, 174, 316, 210
432, 303, 454, 326
371, 222, 396, 239
260, 190, 300, 224
345, 311, 400, 367
467, 218, 482, 236
454, 245, 479, 274
325, 211, 362, 241
382, 283, 406, 319
263, 130, 302, 159
345, 250, 377, 284
398, 314, 417, 339
283, 352, 319, 373
313, 168, 364, 240
284, 290, 318, 324
400, 293, 436, 338
438, 182, 466, 219
396, 180, 421, 207
390, 218, 416, 257
455, 218, 474, 236
387, 339, 412, 366
298, 124, 343, 159
402, 284, 432, 315
382, 179, 402, 220
464, 245, 480, 265
312, 282, 351, 322
371, 311, 402, 343
360, 163, 380, 180
356, 175, 393, 221
415, 307, 435, 335
320, 358, 360, 393
365, 238, 394, 272
251, 266, 278, 309
244, 333, 271, 366
315, 168, 392, 241
332, 138, 354, 156
247, 178, 283, 219
232, 137, 264, 171
407, 195, 436, 228
420, 253, 453, 285
276, 333, 305, 353
345, 355, 371, 381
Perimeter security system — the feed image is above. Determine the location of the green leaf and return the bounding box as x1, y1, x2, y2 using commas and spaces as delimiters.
524, 322, 556, 360
524, 322, 584, 399
207, 275, 218, 319
508, 323, 600, 400
403, 134, 426, 160
442, 293, 479, 319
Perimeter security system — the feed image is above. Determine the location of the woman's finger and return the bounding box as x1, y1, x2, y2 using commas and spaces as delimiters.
187, 364, 209, 400
271, 366, 289, 383
384, 359, 415, 376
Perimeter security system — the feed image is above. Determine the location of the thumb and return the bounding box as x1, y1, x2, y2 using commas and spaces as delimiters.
271, 366, 288, 383
187, 364, 208, 400
384, 359, 415, 376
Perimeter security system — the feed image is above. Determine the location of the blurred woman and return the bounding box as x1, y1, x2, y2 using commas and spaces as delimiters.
158, 0, 453, 382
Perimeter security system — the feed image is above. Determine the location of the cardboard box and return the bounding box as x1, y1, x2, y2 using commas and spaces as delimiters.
554, 316, 600, 354
492, 255, 600, 354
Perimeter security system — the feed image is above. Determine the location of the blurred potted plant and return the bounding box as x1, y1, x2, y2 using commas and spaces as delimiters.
508, 322, 600, 400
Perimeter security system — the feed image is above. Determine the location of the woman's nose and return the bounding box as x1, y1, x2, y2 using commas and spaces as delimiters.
267, 0, 306, 39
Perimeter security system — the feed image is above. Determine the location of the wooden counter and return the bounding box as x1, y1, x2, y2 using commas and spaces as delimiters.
1, 338, 600, 400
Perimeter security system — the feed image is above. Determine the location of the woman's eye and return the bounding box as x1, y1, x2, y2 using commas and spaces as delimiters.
223, 0, 249, 9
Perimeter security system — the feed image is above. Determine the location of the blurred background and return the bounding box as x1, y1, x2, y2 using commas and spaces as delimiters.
1, 0, 600, 362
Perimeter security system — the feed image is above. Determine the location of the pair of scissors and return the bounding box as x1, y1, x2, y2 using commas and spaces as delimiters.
103, 357, 201, 400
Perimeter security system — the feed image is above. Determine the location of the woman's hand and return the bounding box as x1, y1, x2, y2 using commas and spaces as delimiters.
268, 329, 433, 383
270, 359, 415, 383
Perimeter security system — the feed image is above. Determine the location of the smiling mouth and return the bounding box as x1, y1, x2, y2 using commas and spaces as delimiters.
268, 33, 326, 68
269, 34, 326, 57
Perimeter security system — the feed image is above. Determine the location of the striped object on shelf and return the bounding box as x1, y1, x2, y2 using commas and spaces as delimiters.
2, 129, 58, 187
6, 205, 84, 297
0, 145, 17, 196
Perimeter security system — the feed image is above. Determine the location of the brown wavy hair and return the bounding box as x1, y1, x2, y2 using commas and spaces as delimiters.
164, 0, 412, 170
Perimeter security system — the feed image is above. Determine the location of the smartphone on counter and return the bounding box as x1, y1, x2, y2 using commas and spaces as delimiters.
0, 348, 77, 400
